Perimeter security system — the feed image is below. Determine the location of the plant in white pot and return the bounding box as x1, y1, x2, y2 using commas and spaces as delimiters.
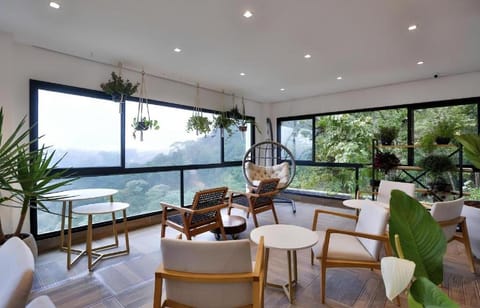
0, 108, 75, 256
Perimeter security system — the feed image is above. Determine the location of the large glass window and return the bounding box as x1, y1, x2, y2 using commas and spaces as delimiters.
31, 80, 252, 237
280, 119, 312, 161
125, 102, 221, 167
38, 90, 121, 168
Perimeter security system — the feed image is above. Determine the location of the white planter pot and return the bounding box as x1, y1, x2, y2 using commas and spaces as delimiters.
462, 205, 480, 258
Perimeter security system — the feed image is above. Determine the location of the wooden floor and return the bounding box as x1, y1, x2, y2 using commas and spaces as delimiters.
30, 201, 480, 307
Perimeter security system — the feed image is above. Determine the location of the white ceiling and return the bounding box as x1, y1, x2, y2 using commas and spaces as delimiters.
1, 0, 480, 103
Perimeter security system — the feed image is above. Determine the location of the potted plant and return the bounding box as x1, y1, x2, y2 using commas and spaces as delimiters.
228, 98, 261, 133
376, 126, 399, 146
419, 118, 458, 152
418, 154, 456, 193
132, 117, 159, 141
131, 71, 159, 141
373, 151, 400, 174
381, 190, 457, 306
100, 71, 139, 103
212, 112, 237, 137
186, 111, 211, 136
0, 108, 75, 255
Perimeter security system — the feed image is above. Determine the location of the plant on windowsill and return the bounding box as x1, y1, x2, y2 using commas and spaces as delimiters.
381, 190, 457, 307
0, 108, 75, 256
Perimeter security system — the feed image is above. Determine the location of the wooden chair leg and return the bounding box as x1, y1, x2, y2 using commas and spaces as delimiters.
321, 261, 327, 304
460, 221, 476, 273
310, 249, 314, 265
252, 212, 259, 227
271, 204, 279, 224
153, 274, 163, 308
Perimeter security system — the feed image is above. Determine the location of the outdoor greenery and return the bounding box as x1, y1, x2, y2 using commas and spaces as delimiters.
374, 151, 400, 174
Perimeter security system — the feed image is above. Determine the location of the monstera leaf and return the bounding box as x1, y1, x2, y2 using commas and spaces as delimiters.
409, 277, 459, 308
456, 134, 480, 169
389, 190, 446, 285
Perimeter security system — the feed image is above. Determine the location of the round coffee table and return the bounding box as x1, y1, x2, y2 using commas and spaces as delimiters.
211, 215, 247, 240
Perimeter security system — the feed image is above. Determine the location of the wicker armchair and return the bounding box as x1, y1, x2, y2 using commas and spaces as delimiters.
228, 178, 280, 227
161, 187, 229, 240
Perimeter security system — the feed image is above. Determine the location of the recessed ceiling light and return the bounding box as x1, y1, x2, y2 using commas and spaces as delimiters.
408, 24, 417, 31
243, 10, 253, 18
304, 54, 312, 59
240, 72, 246, 76
49, 2, 60, 9
336, 76, 343, 80
173, 48, 182, 53
417, 61, 424, 65
280, 88, 285, 92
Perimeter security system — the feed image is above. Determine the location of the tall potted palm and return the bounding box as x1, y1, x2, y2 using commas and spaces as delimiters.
0, 108, 75, 255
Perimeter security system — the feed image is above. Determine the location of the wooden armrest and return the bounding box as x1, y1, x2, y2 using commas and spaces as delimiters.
437, 216, 465, 227
156, 265, 256, 283
311, 208, 358, 231
160, 202, 194, 213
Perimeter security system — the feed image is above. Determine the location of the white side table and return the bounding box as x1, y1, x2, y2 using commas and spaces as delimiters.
44, 188, 118, 269
250, 224, 318, 303
343, 199, 389, 215
72, 201, 130, 271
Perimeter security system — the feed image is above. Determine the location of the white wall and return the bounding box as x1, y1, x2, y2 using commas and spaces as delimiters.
0, 32, 266, 234
271, 71, 480, 120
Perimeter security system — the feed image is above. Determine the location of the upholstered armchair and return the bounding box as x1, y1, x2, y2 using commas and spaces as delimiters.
310, 205, 391, 304
154, 236, 265, 308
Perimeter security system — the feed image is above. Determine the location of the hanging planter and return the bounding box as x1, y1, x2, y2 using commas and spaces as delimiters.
186, 84, 211, 136
131, 70, 159, 141
100, 63, 139, 112
230, 96, 261, 134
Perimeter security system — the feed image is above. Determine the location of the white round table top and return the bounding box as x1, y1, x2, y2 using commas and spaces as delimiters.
44, 188, 118, 202
72, 202, 129, 215
250, 224, 319, 250
343, 199, 389, 210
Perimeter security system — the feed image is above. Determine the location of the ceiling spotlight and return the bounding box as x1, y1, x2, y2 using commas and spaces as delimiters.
304, 54, 312, 59
240, 72, 246, 76
417, 61, 424, 65
49, 2, 60, 9
243, 10, 253, 18
173, 48, 182, 53
408, 24, 417, 31
336, 76, 343, 80
280, 88, 285, 92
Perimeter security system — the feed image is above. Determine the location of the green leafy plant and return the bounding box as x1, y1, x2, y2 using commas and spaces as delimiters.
381, 190, 458, 307
374, 151, 400, 174
100, 71, 139, 102
186, 112, 211, 136
418, 154, 456, 193
376, 126, 399, 145
212, 112, 237, 136
0, 108, 76, 244
419, 118, 458, 152
132, 117, 159, 141
456, 134, 480, 169
228, 102, 261, 133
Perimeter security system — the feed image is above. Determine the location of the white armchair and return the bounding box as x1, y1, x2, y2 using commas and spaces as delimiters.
154, 237, 265, 308
311, 204, 391, 304
0, 237, 55, 308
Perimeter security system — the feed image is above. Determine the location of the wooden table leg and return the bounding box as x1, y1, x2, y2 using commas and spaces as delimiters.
87, 214, 93, 271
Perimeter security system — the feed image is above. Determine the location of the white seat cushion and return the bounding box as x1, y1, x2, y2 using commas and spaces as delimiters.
312, 231, 377, 262
245, 162, 290, 188
27, 295, 56, 308
161, 238, 253, 308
